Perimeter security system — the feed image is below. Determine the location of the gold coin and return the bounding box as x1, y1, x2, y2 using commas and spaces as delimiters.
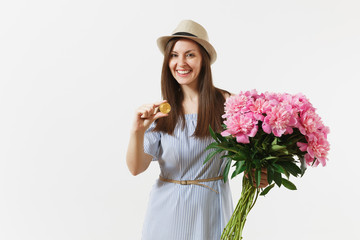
159, 102, 171, 114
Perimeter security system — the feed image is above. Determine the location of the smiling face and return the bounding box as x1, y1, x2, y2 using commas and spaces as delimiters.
168, 39, 203, 89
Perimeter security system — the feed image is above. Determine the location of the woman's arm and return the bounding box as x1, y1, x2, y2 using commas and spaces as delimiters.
126, 100, 168, 176
126, 129, 153, 176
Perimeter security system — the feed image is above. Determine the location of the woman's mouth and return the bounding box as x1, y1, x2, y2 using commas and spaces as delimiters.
176, 70, 191, 76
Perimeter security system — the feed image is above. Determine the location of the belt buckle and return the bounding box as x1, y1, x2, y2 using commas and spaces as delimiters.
180, 180, 188, 185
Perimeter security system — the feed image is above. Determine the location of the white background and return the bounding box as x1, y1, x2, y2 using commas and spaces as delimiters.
1, 0, 359, 239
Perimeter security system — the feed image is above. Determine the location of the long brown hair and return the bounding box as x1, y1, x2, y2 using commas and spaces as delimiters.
154, 37, 229, 138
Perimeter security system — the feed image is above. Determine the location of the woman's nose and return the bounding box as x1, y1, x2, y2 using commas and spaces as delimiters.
178, 55, 187, 66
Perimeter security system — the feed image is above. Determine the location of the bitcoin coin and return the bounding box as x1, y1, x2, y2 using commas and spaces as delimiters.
159, 102, 171, 114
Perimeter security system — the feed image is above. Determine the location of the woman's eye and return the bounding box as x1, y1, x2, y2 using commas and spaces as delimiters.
171, 54, 178, 58
186, 53, 194, 57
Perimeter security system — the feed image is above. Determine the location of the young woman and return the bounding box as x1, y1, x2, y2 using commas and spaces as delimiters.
126, 20, 267, 240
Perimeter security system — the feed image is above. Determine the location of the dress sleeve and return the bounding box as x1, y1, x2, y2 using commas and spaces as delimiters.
143, 121, 161, 161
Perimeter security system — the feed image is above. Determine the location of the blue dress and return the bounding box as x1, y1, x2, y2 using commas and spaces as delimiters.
142, 114, 233, 240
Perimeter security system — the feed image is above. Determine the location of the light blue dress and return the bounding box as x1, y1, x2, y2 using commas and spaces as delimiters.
142, 114, 233, 240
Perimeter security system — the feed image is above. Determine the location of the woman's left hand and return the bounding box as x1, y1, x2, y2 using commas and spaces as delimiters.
246, 168, 269, 188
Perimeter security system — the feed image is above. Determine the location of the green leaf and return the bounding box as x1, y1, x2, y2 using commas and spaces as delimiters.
281, 161, 302, 177
300, 157, 307, 176
273, 171, 282, 187
260, 183, 275, 196
250, 150, 258, 159
272, 163, 285, 174
231, 156, 247, 161
216, 132, 226, 142
255, 168, 261, 188
263, 156, 278, 160
231, 160, 246, 179
283, 168, 290, 179
281, 178, 297, 190
223, 159, 232, 183
203, 149, 222, 164
277, 156, 295, 162
267, 166, 274, 185
233, 151, 248, 160
205, 142, 218, 151
220, 154, 233, 160
271, 145, 286, 151
209, 125, 220, 143
215, 145, 234, 153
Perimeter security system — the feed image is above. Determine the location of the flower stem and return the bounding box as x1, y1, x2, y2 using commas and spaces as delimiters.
221, 177, 258, 240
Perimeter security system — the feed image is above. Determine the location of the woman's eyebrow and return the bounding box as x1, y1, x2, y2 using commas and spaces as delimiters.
171, 49, 196, 54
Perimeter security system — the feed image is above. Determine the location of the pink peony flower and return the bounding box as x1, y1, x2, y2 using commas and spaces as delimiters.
244, 89, 259, 99
297, 142, 308, 152
291, 93, 314, 113
221, 112, 258, 144
249, 98, 270, 121
298, 110, 322, 135
304, 153, 317, 166
297, 137, 330, 167
318, 125, 330, 138
262, 104, 297, 137
307, 136, 330, 166
223, 93, 251, 119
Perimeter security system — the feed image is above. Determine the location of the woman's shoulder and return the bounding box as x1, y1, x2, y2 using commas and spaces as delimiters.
222, 90, 236, 100
215, 87, 235, 100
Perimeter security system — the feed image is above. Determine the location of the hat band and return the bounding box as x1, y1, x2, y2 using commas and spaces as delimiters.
172, 32, 197, 37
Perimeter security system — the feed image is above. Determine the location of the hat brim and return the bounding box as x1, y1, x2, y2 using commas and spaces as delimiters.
157, 35, 217, 64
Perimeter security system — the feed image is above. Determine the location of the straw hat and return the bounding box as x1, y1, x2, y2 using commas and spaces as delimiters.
157, 20, 217, 64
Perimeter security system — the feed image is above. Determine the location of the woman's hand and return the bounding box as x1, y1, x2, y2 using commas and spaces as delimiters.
246, 168, 269, 188
131, 100, 169, 133
126, 100, 169, 175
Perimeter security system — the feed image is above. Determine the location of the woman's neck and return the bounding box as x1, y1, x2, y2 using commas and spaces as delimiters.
181, 84, 198, 102
181, 85, 199, 114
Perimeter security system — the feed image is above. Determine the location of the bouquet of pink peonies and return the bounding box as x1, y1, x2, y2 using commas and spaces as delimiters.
205, 90, 330, 239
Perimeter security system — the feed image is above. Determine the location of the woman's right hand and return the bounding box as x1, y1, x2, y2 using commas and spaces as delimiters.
131, 100, 169, 133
